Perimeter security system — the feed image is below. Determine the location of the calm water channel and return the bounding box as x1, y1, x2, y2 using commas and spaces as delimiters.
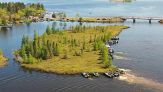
0, 0, 163, 92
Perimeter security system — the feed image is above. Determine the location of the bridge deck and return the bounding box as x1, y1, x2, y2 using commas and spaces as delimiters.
90, 16, 163, 20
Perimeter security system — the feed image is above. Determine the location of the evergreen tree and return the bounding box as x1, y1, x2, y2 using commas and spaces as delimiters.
102, 46, 110, 68
46, 26, 51, 35
20, 45, 26, 58
23, 53, 28, 63
53, 43, 60, 56
93, 42, 98, 51
28, 54, 34, 64
46, 40, 53, 58
34, 31, 38, 40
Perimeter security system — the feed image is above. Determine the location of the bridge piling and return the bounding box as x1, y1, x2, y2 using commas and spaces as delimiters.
149, 19, 152, 24
133, 18, 136, 23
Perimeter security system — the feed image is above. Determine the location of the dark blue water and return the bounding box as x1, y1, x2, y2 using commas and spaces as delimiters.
0, 0, 163, 92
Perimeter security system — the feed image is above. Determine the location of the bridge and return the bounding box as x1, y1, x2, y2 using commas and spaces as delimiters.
91, 16, 163, 23
119, 16, 163, 23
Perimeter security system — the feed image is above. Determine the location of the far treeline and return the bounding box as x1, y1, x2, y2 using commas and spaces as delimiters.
0, 2, 45, 25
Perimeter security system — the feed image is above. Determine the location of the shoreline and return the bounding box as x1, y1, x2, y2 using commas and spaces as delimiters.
60, 17, 126, 23
14, 25, 129, 75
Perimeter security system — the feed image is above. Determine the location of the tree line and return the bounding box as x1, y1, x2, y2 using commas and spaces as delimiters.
0, 2, 45, 25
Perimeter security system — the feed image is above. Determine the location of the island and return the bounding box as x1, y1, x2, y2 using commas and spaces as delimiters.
0, 49, 7, 67
14, 25, 128, 74
110, 0, 133, 3
63, 17, 126, 23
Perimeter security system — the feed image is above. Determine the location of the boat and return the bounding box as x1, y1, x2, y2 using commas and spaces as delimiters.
109, 48, 114, 53
112, 40, 118, 44
104, 73, 114, 78
93, 72, 100, 77
82, 73, 90, 78
111, 37, 119, 40
113, 72, 120, 77
105, 44, 110, 48
106, 40, 113, 46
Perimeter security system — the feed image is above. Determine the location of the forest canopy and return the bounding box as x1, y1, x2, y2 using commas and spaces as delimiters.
0, 2, 45, 25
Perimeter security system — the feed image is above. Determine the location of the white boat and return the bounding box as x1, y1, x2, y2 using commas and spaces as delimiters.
93, 72, 100, 77
82, 73, 90, 78
105, 44, 110, 48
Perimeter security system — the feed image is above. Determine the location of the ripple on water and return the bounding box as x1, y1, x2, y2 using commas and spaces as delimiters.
114, 52, 131, 60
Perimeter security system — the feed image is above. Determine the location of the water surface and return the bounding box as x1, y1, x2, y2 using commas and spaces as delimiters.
0, 0, 163, 92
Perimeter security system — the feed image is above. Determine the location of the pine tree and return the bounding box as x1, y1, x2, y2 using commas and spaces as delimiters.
28, 54, 34, 64
34, 31, 38, 40
46, 40, 53, 58
55, 43, 60, 56
102, 46, 110, 68
33, 39, 38, 57
23, 53, 28, 63
40, 47, 46, 60
93, 42, 98, 51
42, 34, 46, 46
29, 43, 34, 56
46, 26, 51, 35
82, 39, 86, 50
21, 35, 26, 46
53, 43, 60, 56
20, 45, 26, 58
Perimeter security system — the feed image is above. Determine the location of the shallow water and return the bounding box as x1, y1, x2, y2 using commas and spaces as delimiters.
0, 0, 163, 92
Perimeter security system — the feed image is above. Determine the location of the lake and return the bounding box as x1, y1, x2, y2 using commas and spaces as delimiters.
0, 0, 163, 92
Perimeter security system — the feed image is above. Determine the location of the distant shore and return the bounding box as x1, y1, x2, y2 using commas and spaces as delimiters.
58, 17, 126, 23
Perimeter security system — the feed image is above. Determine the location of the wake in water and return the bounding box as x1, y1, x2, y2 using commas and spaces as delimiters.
118, 68, 163, 92
113, 52, 131, 60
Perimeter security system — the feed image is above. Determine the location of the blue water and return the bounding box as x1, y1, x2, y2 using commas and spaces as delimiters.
0, 0, 163, 92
